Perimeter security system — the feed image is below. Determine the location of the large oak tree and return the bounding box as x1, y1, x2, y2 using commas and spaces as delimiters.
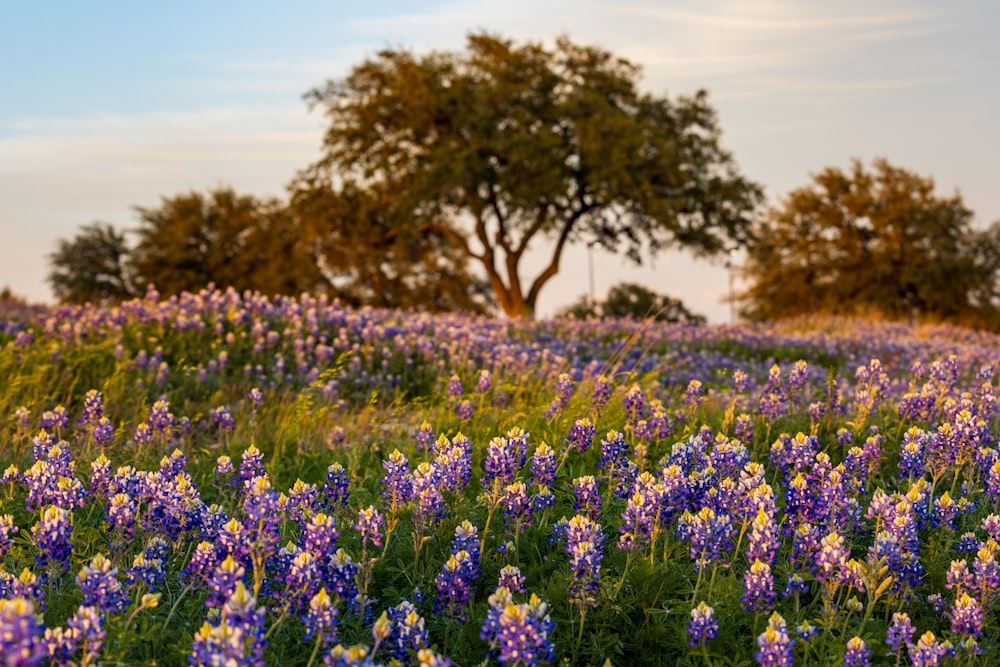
302, 32, 763, 318
738, 158, 1000, 328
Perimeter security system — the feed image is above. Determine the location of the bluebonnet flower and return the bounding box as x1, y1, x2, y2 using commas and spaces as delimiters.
435, 550, 477, 620
734, 413, 754, 444
908, 631, 949, 667
747, 507, 780, 565
530, 443, 557, 488
212, 405, 236, 434
31, 505, 74, 572
107, 492, 139, 544
67, 605, 105, 666
207, 555, 247, 608
482, 437, 522, 488
451, 521, 482, 576
795, 621, 818, 641
76, 554, 128, 615
447, 373, 463, 399
687, 602, 717, 646
88, 454, 112, 498
476, 369, 492, 393
741, 560, 776, 612
618, 477, 663, 553
501, 481, 532, 527
498, 565, 526, 594
842, 636, 871, 667
757, 365, 787, 423
0, 597, 46, 666
381, 450, 413, 509
983, 514, 1000, 543
303, 512, 340, 557
677, 506, 734, 571
572, 476, 601, 520
623, 383, 646, 423
304, 588, 339, 647
287, 479, 319, 527
899, 427, 929, 479
566, 418, 596, 453
434, 442, 473, 493
283, 551, 322, 613
0, 514, 18, 558
531, 486, 556, 513
80, 389, 104, 426
544, 373, 574, 418
239, 445, 264, 487
814, 530, 847, 583
480, 588, 555, 667
950, 592, 984, 637
191, 582, 267, 667
39, 406, 69, 431
128, 552, 167, 591
455, 399, 474, 421
383, 600, 428, 661
186, 541, 220, 584
415, 422, 437, 452
215, 455, 236, 488
323, 462, 352, 511
754, 612, 793, 667
355, 506, 385, 550
412, 462, 446, 530
590, 374, 613, 414
564, 515, 604, 607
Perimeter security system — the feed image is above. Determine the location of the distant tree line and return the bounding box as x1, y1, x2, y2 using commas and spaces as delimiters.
47, 33, 1000, 328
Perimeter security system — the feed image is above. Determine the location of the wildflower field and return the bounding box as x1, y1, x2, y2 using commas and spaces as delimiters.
5, 288, 1000, 666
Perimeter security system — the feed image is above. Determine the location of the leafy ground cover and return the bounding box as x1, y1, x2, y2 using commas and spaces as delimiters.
3, 287, 1000, 665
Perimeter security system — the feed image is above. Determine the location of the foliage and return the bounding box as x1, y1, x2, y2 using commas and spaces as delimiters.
129, 187, 322, 298
288, 174, 495, 314
47, 222, 136, 304
561, 282, 706, 323
739, 158, 1000, 328
303, 32, 763, 317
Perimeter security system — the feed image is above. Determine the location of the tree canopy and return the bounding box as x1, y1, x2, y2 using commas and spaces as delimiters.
738, 158, 1000, 328
129, 188, 322, 298
561, 282, 706, 323
303, 32, 763, 317
47, 222, 136, 305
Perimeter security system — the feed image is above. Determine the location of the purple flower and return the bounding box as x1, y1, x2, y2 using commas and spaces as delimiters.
741, 560, 776, 613
566, 418, 596, 453
476, 369, 492, 394
687, 602, 718, 646
908, 631, 949, 667
480, 588, 555, 667
384, 600, 429, 660
754, 612, 793, 667
68, 605, 105, 665
447, 373, 464, 399
498, 565, 526, 594
304, 588, 339, 647
191, 582, 267, 667
842, 636, 871, 667
381, 450, 413, 509
677, 506, 734, 571
0, 597, 46, 666
572, 476, 601, 520
544, 373, 574, 418
590, 374, 613, 414
207, 555, 247, 608
31, 506, 74, 572
0, 514, 19, 559
323, 463, 352, 511
564, 515, 604, 607
76, 554, 128, 615
355, 506, 385, 550
435, 550, 477, 620
530, 443, 557, 488
950, 592, 984, 637
212, 405, 236, 434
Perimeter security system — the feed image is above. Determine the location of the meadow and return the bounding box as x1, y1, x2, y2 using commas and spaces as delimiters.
3, 286, 1000, 666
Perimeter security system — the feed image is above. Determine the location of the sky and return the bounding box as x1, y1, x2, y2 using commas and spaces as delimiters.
2, 0, 998, 323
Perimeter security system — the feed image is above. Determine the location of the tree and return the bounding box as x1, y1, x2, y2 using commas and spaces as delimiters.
561, 282, 706, 323
48, 222, 136, 304
738, 158, 1000, 327
130, 188, 322, 297
303, 32, 763, 318
289, 174, 494, 314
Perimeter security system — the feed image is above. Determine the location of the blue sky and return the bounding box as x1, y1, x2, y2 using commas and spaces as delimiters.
2, 1, 998, 322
